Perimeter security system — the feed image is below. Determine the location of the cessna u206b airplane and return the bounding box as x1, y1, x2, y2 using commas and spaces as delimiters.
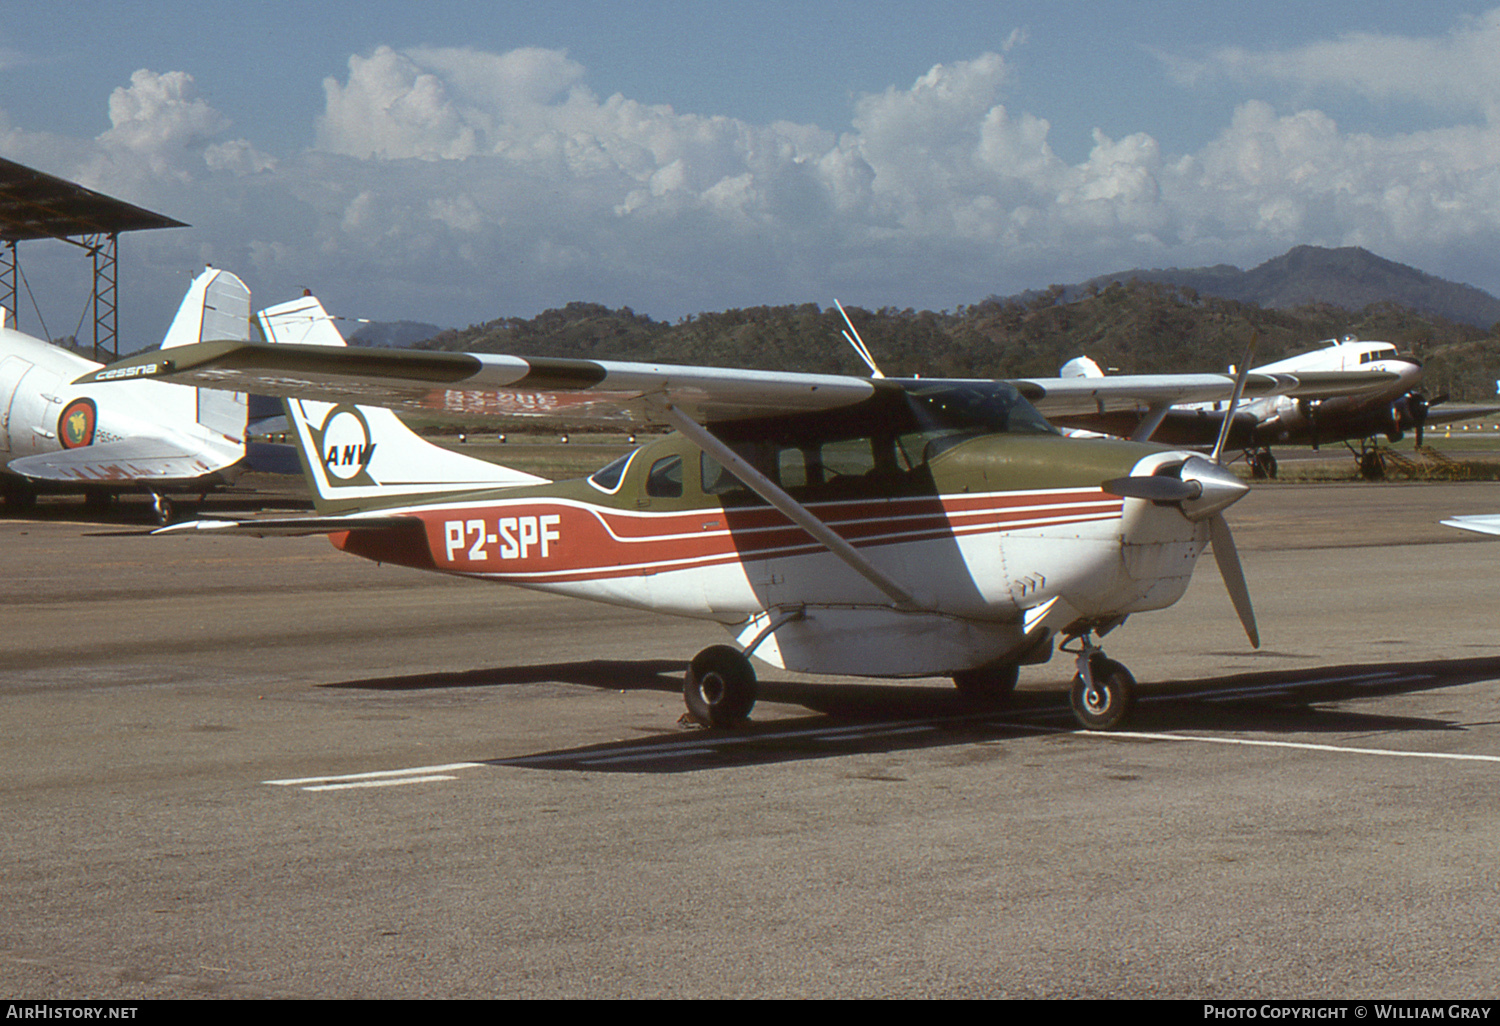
0, 266, 251, 517
1050, 337, 1474, 479
82, 298, 1395, 729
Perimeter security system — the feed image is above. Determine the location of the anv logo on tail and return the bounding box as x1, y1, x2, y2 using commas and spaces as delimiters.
311, 405, 378, 485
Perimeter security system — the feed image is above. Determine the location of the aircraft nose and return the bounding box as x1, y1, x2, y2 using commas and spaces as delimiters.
1101, 453, 1249, 521
1380, 355, 1423, 384
1177, 455, 1249, 521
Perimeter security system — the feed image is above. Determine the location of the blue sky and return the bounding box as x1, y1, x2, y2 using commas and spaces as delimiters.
3, 1, 1500, 346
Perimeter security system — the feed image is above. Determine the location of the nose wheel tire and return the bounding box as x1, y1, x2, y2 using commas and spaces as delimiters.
1069, 656, 1136, 730
684, 645, 757, 727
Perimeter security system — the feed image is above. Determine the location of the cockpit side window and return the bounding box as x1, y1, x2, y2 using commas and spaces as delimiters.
646, 455, 684, 497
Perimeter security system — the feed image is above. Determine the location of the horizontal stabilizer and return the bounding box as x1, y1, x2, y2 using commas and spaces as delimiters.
8, 437, 238, 483
153, 513, 420, 537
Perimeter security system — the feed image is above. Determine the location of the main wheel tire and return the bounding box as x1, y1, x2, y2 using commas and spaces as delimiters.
952, 663, 1019, 705
684, 645, 757, 728
1069, 656, 1136, 730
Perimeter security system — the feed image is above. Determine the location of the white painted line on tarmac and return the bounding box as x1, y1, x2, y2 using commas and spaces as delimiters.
302, 775, 462, 791
266, 762, 485, 791
1091, 730, 1500, 765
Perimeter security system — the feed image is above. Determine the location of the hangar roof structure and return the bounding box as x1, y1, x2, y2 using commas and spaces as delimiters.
0, 157, 187, 359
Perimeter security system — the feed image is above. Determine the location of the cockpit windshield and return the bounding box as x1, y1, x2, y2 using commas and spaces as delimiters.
587, 448, 636, 492
901, 381, 1059, 437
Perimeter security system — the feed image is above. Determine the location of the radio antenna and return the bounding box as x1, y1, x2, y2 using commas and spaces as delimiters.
834, 299, 884, 378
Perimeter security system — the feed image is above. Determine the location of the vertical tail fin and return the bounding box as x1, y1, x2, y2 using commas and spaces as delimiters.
255, 292, 347, 347
255, 295, 548, 513
161, 266, 250, 441
161, 266, 251, 349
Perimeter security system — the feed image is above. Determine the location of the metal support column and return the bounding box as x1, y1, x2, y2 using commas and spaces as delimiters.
0, 240, 15, 328
85, 232, 118, 361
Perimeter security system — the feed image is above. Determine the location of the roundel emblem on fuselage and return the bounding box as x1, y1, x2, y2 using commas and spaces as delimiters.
319, 406, 375, 481
58, 398, 97, 449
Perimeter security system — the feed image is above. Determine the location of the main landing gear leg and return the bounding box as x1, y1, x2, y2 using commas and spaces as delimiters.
1064, 633, 1136, 730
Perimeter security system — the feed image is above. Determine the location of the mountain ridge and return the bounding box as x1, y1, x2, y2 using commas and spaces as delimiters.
1043, 246, 1500, 328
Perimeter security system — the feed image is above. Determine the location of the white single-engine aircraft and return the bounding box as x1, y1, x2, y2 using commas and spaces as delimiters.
0, 266, 251, 518
81, 297, 1396, 730
1049, 337, 1481, 479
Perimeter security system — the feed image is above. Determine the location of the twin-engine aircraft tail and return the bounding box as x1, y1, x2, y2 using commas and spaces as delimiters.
255, 296, 548, 514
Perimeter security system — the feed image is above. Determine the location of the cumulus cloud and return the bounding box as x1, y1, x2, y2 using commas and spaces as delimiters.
1167, 10, 1500, 122
10, 29, 1500, 344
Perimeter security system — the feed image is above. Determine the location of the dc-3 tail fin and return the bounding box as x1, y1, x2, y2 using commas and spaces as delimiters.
161, 266, 251, 349
159, 266, 252, 440
254, 295, 548, 513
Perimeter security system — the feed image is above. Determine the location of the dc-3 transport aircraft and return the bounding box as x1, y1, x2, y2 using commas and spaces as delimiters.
1050, 337, 1489, 479
81, 295, 1398, 730
1, 266, 252, 519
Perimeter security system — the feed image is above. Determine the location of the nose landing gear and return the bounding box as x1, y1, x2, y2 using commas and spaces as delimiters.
1063, 632, 1136, 730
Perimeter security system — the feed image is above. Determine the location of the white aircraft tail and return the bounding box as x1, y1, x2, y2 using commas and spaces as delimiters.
256, 295, 549, 512
1060, 356, 1104, 378
161, 267, 251, 349
156, 266, 252, 441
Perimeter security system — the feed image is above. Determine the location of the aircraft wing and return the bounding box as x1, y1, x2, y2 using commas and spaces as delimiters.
1441, 515, 1500, 537
76, 341, 879, 424
7, 437, 239, 484
1419, 404, 1500, 427
1007, 370, 1400, 416
77, 340, 1398, 426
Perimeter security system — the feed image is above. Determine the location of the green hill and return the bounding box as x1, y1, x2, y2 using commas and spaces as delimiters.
418, 281, 1497, 401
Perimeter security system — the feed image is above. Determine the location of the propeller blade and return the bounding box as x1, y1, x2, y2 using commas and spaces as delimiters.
1208, 513, 1259, 648
1211, 335, 1258, 465
1409, 391, 1429, 448
1101, 476, 1201, 503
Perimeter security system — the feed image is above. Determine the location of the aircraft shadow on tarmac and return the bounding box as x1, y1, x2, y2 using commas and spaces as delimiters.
324, 659, 690, 693
328, 654, 1500, 774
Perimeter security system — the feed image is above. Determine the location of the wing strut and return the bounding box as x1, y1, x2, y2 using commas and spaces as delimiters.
1130, 402, 1173, 442
654, 401, 918, 610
